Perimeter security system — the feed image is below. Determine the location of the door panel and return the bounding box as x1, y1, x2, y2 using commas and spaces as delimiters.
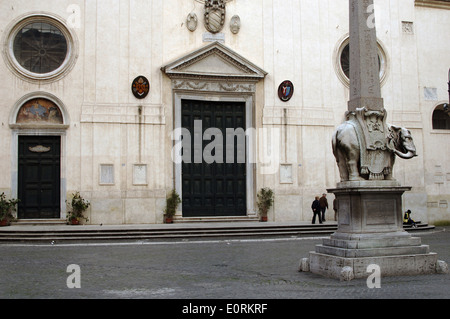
18, 136, 61, 219
181, 100, 246, 217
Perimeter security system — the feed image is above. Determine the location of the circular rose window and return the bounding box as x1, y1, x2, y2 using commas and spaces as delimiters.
13, 22, 68, 74
334, 36, 388, 88
3, 14, 77, 82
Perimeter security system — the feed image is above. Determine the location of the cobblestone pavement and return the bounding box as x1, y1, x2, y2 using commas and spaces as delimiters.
0, 228, 449, 300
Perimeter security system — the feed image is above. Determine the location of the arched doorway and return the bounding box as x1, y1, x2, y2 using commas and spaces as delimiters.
10, 93, 69, 220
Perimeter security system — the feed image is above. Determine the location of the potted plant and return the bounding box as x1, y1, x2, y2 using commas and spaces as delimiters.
164, 189, 181, 224
0, 193, 19, 227
257, 187, 274, 222
66, 192, 90, 225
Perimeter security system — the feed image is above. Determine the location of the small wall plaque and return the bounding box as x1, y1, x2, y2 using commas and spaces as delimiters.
280, 164, 293, 184
131, 76, 150, 99
133, 164, 148, 185
100, 164, 114, 185
203, 32, 225, 43
186, 13, 198, 32
278, 80, 294, 102
29, 145, 51, 153
230, 15, 241, 34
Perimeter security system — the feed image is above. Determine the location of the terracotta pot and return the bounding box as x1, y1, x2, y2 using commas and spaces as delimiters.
165, 217, 173, 224
260, 216, 268, 222
70, 218, 80, 225
0, 219, 9, 227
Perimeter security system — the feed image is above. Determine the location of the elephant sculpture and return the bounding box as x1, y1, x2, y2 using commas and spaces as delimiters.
332, 109, 417, 182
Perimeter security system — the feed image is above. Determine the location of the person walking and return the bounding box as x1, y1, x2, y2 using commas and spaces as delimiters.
311, 196, 322, 224
319, 193, 328, 222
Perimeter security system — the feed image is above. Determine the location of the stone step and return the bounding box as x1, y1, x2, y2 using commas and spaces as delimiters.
315, 243, 431, 258
172, 216, 260, 223
0, 230, 340, 242
322, 235, 424, 249
0, 223, 337, 242
0, 221, 434, 242
13, 219, 67, 226
403, 223, 435, 231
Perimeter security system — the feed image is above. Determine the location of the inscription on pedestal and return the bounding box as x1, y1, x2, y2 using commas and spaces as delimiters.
364, 199, 397, 225
331, 185, 410, 235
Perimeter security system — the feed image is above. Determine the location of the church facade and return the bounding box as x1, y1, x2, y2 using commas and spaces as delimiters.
0, 0, 449, 225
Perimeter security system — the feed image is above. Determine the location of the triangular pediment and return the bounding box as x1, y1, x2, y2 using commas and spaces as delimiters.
161, 42, 267, 80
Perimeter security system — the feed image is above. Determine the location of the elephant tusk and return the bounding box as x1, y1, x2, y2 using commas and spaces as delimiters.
394, 149, 416, 159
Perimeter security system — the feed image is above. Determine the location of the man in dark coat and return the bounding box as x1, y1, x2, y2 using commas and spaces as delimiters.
319, 193, 328, 222
311, 196, 322, 224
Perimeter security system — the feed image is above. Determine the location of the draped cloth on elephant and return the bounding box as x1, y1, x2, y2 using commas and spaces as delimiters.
347, 107, 393, 180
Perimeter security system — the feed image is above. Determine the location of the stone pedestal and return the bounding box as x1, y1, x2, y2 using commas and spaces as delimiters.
306, 182, 442, 280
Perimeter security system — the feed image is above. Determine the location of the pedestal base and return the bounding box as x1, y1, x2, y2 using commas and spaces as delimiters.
308, 251, 438, 280
300, 183, 448, 280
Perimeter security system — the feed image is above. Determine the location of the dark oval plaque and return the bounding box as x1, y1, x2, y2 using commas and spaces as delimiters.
278, 80, 294, 102
131, 76, 150, 99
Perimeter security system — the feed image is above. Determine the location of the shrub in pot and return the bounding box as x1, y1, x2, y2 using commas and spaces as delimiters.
66, 192, 90, 225
164, 189, 181, 223
0, 193, 19, 226
257, 187, 274, 222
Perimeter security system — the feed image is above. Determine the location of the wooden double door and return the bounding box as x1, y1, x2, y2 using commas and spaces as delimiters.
18, 136, 61, 219
181, 100, 247, 217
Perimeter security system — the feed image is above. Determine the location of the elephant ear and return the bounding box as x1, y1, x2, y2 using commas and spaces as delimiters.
390, 125, 401, 132
387, 125, 401, 151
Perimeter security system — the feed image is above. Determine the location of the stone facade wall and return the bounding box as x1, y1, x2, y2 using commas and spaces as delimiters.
0, 0, 449, 224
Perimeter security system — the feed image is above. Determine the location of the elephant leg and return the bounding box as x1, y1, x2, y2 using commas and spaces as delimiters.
384, 155, 396, 180
347, 160, 362, 181
346, 148, 363, 181
336, 150, 349, 181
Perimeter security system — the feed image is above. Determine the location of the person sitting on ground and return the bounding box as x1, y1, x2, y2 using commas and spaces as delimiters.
403, 209, 417, 228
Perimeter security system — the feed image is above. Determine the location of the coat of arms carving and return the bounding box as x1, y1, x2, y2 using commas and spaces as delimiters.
131, 76, 150, 99
204, 0, 226, 33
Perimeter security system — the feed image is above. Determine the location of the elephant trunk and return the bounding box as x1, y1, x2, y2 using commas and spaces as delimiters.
394, 145, 417, 159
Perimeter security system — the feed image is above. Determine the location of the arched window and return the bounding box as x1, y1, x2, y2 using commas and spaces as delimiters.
432, 104, 450, 130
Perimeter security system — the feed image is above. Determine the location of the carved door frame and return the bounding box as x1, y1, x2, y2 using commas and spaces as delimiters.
173, 90, 256, 217
162, 42, 267, 218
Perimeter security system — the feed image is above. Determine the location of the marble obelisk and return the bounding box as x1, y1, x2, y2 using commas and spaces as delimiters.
300, 0, 448, 280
